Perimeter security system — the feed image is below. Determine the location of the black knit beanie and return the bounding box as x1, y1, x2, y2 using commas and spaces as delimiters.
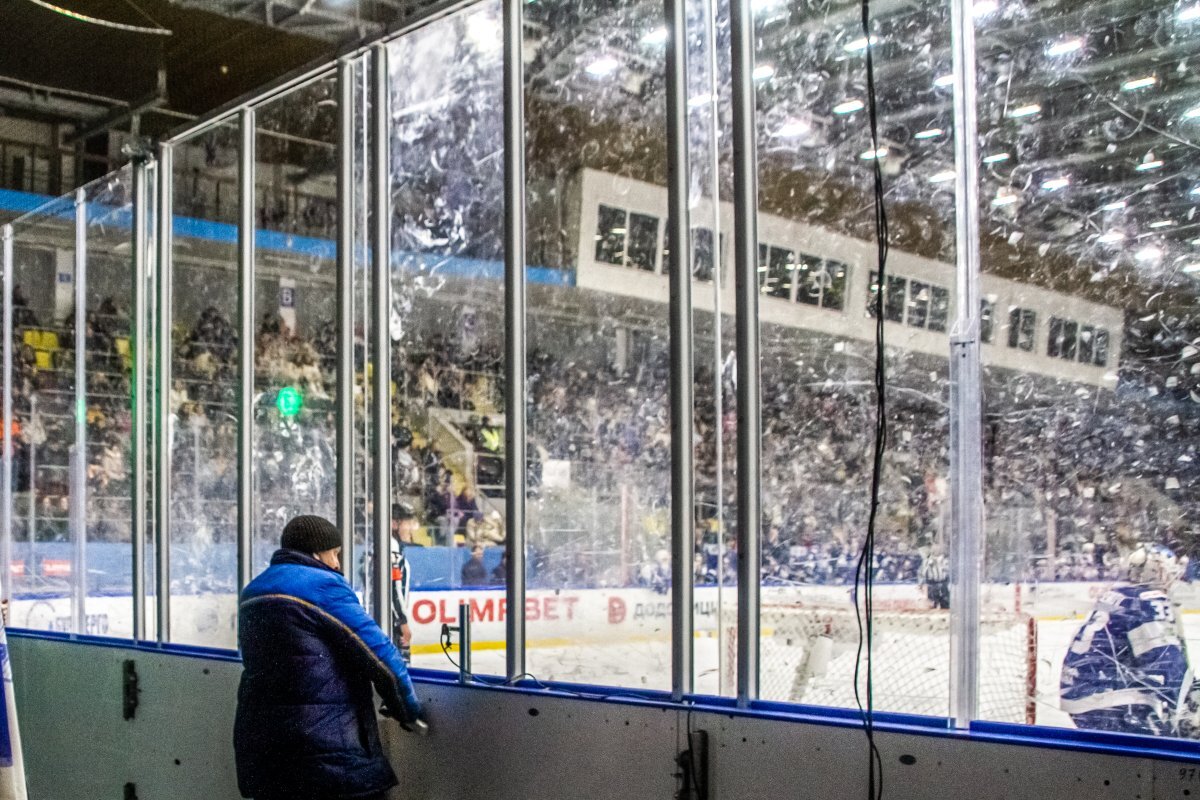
281, 515, 342, 554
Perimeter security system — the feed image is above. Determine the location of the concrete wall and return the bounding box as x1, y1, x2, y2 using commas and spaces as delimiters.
8, 633, 1199, 800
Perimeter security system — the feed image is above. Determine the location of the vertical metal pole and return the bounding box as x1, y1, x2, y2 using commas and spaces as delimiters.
371, 44, 392, 630
949, 0, 983, 728
27, 397, 35, 581
701, 0, 728, 697
131, 160, 150, 640
238, 109, 256, 593
1, 225, 12, 606
503, 0, 528, 682
336, 58, 356, 572
359, 61, 371, 590
458, 601, 472, 683
72, 187, 87, 634
730, 0, 761, 707
666, 0, 694, 702
155, 145, 173, 641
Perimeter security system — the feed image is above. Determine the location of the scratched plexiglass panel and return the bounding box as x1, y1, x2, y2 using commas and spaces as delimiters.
251, 74, 339, 577
750, 0, 958, 718
387, 3, 508, 675
976, 1, 1200, 735
523, 0, 672, 690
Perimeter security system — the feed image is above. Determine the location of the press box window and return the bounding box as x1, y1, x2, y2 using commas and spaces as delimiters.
595, 204, 626, 265
867, 271, 907, 323
693, 227, 716, 282
596, 205, 660, 271
759, 243, 795, 299
1047, 317, 1079, 361
627, 212, 658, 271
908, 281, 932, 328
1064, 321, 1109, 367
928, 286, 949, 332
1008, 308, 1037, 352
1092, 328, 1109, 366
980, 299, 995, 343
796, 255, 848, 311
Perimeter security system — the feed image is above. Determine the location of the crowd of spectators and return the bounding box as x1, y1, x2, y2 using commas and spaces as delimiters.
9, 290, 135, 545
7, 289, 1198, 593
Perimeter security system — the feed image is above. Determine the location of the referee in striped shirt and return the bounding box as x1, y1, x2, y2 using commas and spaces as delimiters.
922, 548, 950, 610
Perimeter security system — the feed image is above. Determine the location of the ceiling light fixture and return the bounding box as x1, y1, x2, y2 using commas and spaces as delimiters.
930, 170, 956, 183
1009, 103, 1042, 118
914, 128, 944, 140
1100, 199, 1127, 211
641, 27, 668, 45
992, 191, 1019, 207
1150, 220, 1173, 228
1180, 5, 1200, 21
753, 64, 776, 80
774, 119, 812, 137
982, 152, 1011, 164
1135, 245, 1163, 263
1042, 176, 1070, 191
844, 35, 878, 52
1121, 75, 1157, 91
933, 74, 954, 88
1046, 38, 1084, 57
1136, 159, 1164, 171
860, 147, 889, 160
1096, 232, 1126, 244
833, 99, 866, 114
585, 56, 621, 77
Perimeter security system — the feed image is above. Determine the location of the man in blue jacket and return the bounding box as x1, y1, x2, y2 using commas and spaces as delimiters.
235, 515, 425, 800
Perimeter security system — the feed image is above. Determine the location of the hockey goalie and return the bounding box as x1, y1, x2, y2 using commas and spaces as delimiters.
1060, 543, 1197, 736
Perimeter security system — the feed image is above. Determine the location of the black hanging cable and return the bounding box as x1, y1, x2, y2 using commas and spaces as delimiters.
852, 0, 889, 797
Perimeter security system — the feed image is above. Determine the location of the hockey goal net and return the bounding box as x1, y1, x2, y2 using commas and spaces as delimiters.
723, 604, 1037, 723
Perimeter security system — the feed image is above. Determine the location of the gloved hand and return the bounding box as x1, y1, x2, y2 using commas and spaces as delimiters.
1177, 684, 1200, 739
380, 704, 430, 735
399, 717, 430, 736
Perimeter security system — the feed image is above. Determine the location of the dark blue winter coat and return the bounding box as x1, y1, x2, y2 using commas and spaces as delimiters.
234, 549, 422, 799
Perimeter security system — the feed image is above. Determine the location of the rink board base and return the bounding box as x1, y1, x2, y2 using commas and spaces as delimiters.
8, 633, 1200, 800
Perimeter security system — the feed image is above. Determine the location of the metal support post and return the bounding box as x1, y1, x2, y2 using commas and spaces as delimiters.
503, 0, 528, 682
131, 160, 150, 640
336, 58, 356, 571
154, 144, 173, 641
666, 0, 695, 702
1, 225, 12, 606
456, 601, 472, 683
237, 108, 256, 593
371, 43, 392, 630
730, 0, 762, 706
949, 0, 984, 728
72, 188, 88, 634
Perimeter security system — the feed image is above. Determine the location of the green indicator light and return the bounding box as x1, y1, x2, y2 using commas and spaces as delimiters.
276, 386, 303, 417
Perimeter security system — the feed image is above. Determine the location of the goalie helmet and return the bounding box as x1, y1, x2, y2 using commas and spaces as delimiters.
1124, 543, 1185, 590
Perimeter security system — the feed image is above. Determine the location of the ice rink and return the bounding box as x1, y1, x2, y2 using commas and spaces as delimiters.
15, 581, 1200, 733
411, 589, 1200, 733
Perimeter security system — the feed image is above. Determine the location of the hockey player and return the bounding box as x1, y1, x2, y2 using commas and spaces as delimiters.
1060, 543, 1194, 736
